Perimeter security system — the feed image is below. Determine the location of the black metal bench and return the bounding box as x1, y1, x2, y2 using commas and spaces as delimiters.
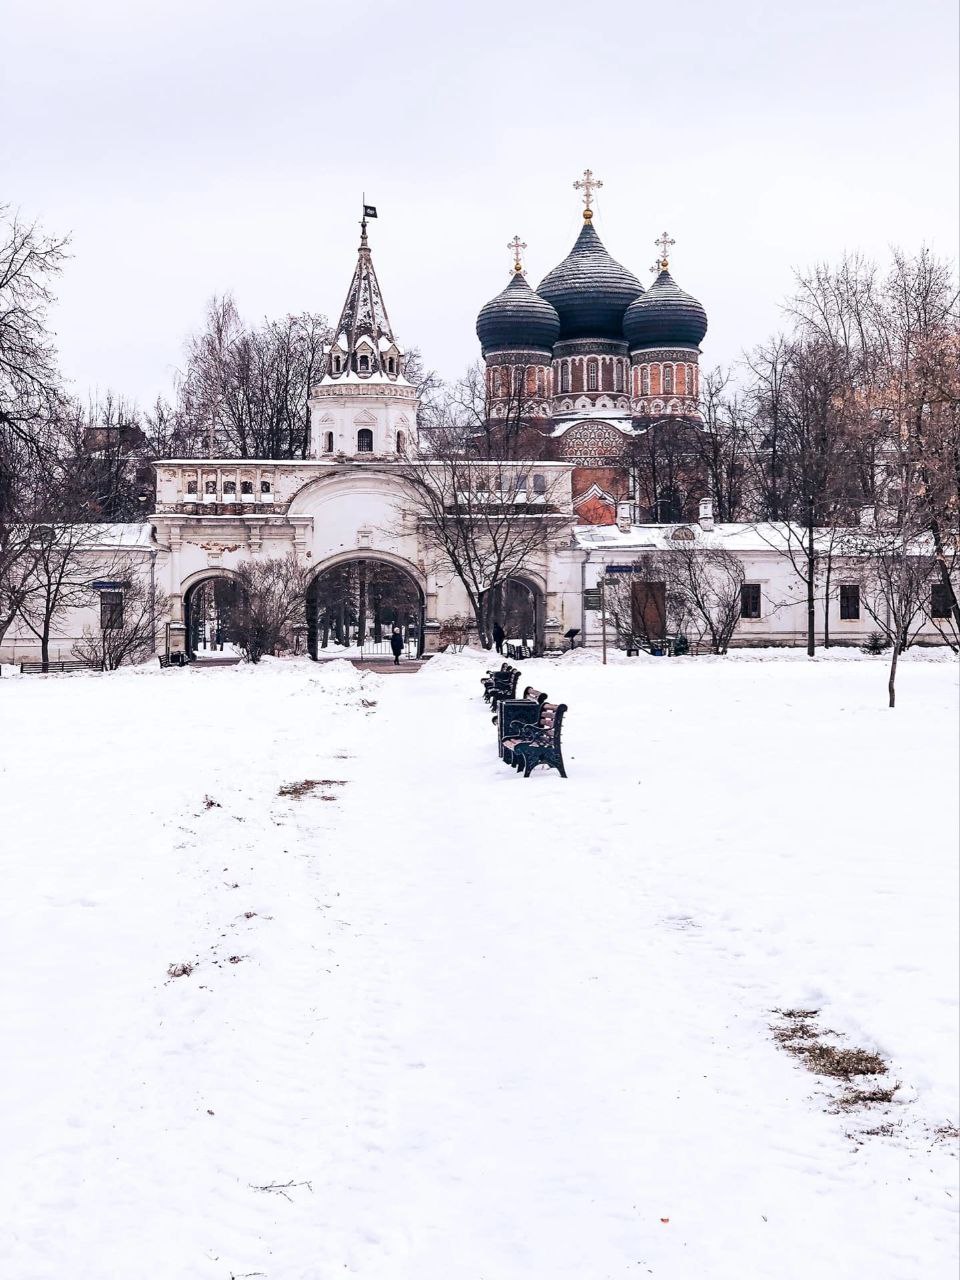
481, 663, 519, 705
19, 659, 102, 674
158, 653, 188, 668
501, 701, 568, 778
496, 687, 548, 754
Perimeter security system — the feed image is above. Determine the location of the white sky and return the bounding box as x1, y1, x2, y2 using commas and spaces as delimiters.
3, 0, 958, 408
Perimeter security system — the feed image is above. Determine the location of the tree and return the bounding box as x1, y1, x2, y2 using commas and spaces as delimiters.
72, 565, 168, 670
693, 366, 753, 522
747, 336, 859, 655
600, 543, 744, 654
17, 522, 102, 667
174, 295, 329, 459
230, 554, 309, 662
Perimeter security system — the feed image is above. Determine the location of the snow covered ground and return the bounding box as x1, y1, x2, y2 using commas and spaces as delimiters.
0, 651, 957, 1279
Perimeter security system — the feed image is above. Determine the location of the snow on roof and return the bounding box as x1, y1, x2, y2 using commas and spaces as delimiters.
574, 521, 904, 554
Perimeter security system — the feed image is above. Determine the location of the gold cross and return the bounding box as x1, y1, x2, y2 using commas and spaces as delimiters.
507, 235, 527, 275
654, 230, 676, 267
573, 168, 603, 219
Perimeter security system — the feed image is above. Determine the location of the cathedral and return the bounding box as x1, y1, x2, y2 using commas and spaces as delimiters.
4, 171, 946, 668
476, 169, 709, 527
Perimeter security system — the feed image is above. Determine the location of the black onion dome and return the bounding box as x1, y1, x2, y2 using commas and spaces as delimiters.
536, 219, 643, 341
476, 271, 561, 355
623, 267, 708, 350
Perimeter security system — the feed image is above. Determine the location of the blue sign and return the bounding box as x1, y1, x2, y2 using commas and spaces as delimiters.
604, 564, 639, 574
90, 580, 126, 590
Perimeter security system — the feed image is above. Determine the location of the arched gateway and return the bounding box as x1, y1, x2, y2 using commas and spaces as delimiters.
306, 554, 425, 659
182, 570, 244, 660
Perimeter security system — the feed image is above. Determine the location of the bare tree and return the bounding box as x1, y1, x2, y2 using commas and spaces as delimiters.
230, 554, 309, 662
17, 522, 102, 667
174, 296, 329, 459
693, 366, 753, 522
72, 565, 167, 670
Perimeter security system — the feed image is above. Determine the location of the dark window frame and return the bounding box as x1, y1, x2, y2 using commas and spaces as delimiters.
741, 583, 762, 619
839, 584, 860, 620
100, 591, 123, 631
931, 583, 953, 619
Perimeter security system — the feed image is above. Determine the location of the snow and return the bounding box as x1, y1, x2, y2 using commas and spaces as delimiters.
1, 653, 957, 1278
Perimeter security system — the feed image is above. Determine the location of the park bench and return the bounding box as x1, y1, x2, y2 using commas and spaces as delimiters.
158, 653, 188, 668
496, 686, 547, 753
19, 659, 102, 674
501, 701, 568, 779
481, 662, 519, 704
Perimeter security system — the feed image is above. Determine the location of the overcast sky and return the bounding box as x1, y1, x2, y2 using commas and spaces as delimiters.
3, 0, 957, 409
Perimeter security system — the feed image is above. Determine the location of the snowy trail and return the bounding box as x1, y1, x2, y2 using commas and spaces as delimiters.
289, 663, 957, 1279
1, 655, 957, 1279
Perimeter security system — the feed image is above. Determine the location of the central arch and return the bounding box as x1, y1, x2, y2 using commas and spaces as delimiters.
305, 552, 426, 659
484, 574, 545, 656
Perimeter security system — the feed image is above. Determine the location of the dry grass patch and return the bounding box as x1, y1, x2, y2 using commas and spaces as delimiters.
167, 961, 194, 978
278, 778, 348, 800
772, 1008, 898, 1115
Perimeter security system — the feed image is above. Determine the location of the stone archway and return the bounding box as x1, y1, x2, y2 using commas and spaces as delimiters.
486, 575, 545, 656
305, 554, 426, 659
182, 570, 244, 660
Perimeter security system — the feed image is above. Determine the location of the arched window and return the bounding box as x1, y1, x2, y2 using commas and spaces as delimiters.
333, 355, 342, 374
615, 361, 624, 392
358, 354, 370, 373
323, 431, 334, 454
587, 360, 599, 391
656, 487, 682, 522
687, 364, 695, 396
396, 430, 405, 454
357, 428, 374, 453
641, 366, 650, 396
663, 364, 674, 394
240, 480, 254, 495
386, 357, 395, 374
560, 362, 570, 393
260, 479, 271, 495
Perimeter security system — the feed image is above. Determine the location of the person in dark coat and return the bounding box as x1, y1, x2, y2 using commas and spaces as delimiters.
493, 623, 505, 654
389, 628, 404, 665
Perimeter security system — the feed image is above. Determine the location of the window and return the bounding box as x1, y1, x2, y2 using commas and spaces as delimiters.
357, 428, 373, 453
223, 480, 236, 495
839, 585, 860, 620
687, 364, 695, 396
186, 480, 198, 495
533, 473, 547, 496
615, 362, 624, 392
587, 360, 599, 391
260, 479, 271, 495
358, 354, 370, 373
100, 591, 123, 630
515, 472, 528, 493
931, 583, 954, 619
332, 356, 342, 374
741, 583, 762, 619
387, 357, 395, 374
396, 430, 405, 454
663, 364, 674, 394
560, 362, 570, 393
204, 480, 217, 495
323, 431, 334, 453
240, 480, 254, 495
641, 366, 650, 396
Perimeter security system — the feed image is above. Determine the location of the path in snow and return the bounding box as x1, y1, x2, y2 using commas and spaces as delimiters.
1, 656, 956, 1279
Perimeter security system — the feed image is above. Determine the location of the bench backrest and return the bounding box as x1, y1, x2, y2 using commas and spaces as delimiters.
537, 702, 567, 745
521, 687, 548, 704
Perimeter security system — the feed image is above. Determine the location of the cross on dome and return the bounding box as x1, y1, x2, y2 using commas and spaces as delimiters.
573, 168, 603, 220
655, 230, 676, 268
507, 235, 527, 275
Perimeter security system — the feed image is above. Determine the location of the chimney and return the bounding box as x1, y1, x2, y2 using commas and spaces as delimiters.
699, 498, 715, 532
616, 501, 632, 533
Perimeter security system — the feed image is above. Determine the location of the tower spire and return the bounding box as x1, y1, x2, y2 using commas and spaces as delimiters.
325, 208, 404, 384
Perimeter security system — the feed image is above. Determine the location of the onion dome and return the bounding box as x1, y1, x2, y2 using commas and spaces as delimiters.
536, 219, 643, 341
476, 270, 561, 355
623, 266, 708, 350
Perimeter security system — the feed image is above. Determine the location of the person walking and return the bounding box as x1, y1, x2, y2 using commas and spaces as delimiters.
389, 627, 404, 666
493, 622, 505, 654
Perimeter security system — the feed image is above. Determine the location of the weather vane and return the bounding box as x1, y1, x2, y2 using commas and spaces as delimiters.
508, 235, 527, 275
654, 230, 675, 269
573, 168, 603, 220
